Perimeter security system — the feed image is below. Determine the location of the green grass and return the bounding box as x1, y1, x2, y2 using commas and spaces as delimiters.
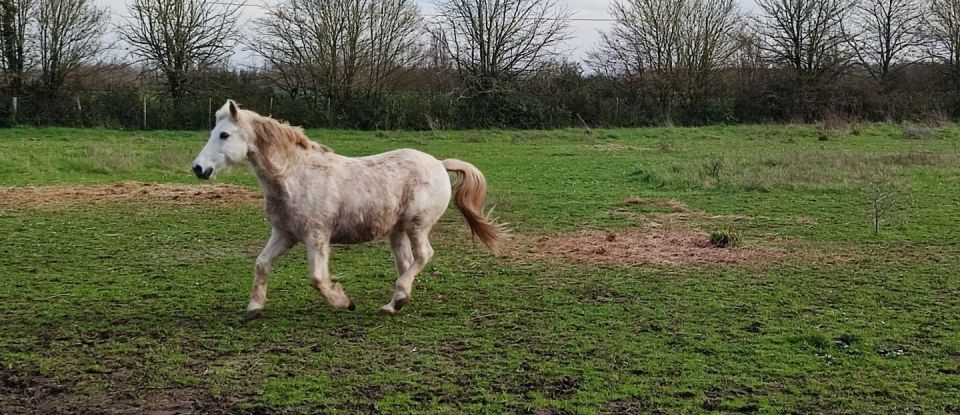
1, 124, 959, 413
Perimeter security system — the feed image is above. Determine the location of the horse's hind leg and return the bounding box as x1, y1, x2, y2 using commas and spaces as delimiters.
245, 228, 294, 321
380, 228, 434, 315
389, 230, 413, 279
305, 232, 355, 311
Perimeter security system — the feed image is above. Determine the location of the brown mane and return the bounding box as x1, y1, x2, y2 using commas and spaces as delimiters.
248, 113, 333, 156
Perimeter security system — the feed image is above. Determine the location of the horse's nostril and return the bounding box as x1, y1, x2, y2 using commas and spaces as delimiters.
193, 165, 212, 179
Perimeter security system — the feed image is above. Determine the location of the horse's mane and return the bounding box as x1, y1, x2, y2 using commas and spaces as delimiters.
249, 115, 333, 154
214, 103, 333, 156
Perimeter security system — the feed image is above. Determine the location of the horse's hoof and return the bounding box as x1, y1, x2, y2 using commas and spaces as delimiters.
378, 305, 398, 316
243, 309, 263, 321
347, 301, 356, 311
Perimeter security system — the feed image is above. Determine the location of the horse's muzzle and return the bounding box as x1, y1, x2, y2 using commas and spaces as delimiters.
192, 165, 213, 180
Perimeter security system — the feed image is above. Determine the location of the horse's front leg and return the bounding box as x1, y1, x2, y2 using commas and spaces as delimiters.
306, 232, 355, 310
245, 228, 294, 321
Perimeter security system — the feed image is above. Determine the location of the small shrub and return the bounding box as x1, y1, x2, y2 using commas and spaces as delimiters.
425, 114, 443, 131
658, 138, 677, 153
820, 110, 856, 131
918, 110, 949, 128
900, 121, 934, 140
864, 172, 897, 235
629, 167, 664, 187
708, 229, 741, 248
700, 157, 725, 180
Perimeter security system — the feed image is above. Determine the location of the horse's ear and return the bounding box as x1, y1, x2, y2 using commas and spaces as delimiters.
228, 100, 238, 120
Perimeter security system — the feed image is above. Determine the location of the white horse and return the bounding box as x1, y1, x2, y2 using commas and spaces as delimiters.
191, 100, 506, 320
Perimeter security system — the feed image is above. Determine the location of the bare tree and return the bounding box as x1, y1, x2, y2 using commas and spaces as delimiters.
251, 0, 421, 99
35, 0, 107, 94
428, 0, 572, 91
0, 0, 33, 94
844, 0, 926, 83
592, 0, 742, 92
731, 29, 765, 83
863, 167, 897, 235
754, 0, 853, 80
119, 0, 242, 98
929, 0, 960, 83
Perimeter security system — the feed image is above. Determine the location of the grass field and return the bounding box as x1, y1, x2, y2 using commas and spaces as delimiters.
1, 124, 958, 414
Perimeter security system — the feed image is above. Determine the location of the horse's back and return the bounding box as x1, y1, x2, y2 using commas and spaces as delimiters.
357, 148, 442, 168
355, 148, 450, 193
361, 147, 452, 209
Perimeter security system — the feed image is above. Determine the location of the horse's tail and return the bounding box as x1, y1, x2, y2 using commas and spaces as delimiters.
443, 159, 508, 252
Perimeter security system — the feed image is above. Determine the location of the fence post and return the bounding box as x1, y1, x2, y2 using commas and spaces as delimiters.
208, 97, 213, 129
269, 97, 273, 114
142, 96, 147, 130
76, 96, 83, 127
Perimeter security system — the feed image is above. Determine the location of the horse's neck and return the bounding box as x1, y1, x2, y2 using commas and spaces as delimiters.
249, 150, 298, 200
246, 119, 328, 200
253, 164, 284, 197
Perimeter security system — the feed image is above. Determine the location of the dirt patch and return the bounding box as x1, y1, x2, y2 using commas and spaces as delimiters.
551, 376, 582, 399
0, 367, 242, 415
0, 181, 261, 208
528, 228, 781, 267
0, 370, 69, 415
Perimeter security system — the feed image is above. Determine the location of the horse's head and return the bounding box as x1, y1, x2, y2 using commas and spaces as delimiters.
192, 100, 252, 180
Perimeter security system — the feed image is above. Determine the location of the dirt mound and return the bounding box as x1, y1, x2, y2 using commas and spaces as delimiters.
530, 228, 780, 267
0, 181, 261, 208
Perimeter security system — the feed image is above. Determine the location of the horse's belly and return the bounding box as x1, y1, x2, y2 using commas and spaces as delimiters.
329, 212, 395, 244
330, 228, 380, 244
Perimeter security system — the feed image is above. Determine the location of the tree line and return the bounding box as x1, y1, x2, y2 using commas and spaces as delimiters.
0, 0, 958, 129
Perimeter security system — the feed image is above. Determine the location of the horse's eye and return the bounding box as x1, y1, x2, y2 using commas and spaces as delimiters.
219, 132, 229, 140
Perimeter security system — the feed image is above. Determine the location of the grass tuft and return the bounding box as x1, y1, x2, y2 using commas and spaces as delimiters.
629, 166, 664, 187
708, 229, 741, 248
